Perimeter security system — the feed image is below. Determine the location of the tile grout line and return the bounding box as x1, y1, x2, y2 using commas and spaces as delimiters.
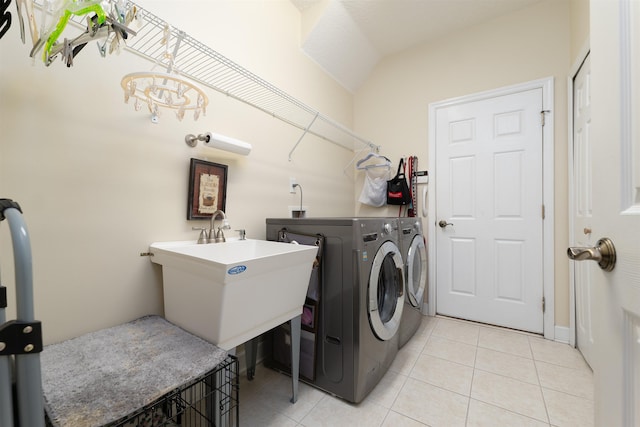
467, 398, 554, 427
259, 315, 592, 426
464, 332, 481, 426
529, 334, 552, 425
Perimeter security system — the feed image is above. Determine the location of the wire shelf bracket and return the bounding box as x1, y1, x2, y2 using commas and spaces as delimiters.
289, 112, 319, 161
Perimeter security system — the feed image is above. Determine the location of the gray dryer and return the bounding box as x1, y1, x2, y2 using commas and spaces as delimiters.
398, 217, 427, 348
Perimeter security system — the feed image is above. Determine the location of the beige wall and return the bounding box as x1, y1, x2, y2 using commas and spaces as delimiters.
570, 0, 590, 60
0, 0, 591, 345
353, 0, 579, 328
0, 0, 355, 344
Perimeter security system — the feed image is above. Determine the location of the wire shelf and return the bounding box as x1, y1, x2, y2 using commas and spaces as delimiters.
35, 0, 377, 155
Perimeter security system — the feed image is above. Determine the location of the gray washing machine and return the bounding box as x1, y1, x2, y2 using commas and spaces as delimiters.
266, 217, 404, 403
398, 218, 427, 348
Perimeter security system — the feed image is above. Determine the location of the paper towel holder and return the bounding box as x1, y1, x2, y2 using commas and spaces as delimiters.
185, 132, 252, 155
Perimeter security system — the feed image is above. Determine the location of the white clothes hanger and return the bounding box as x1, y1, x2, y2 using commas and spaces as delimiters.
356, 152, 392, 170
342, 144, 383, 176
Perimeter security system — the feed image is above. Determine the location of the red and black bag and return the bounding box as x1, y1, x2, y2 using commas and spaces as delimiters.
386, 158, 411, 205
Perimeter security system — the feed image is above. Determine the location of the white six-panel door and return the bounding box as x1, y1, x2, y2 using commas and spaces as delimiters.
587, 0, 640, 424
434, 88, 544, 333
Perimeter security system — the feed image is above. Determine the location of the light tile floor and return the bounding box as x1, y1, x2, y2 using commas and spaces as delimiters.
238, 316, 593, 427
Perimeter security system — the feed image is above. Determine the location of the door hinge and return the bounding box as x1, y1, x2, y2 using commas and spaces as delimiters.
540, 110, 550, 126
542, 296, 546, 313
542, 204, 546, 219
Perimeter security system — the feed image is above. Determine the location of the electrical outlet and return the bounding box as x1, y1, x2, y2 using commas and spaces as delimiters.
289, 177, 297, 193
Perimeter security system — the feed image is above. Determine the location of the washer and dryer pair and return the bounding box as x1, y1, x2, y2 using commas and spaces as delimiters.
265, 217, 426, 403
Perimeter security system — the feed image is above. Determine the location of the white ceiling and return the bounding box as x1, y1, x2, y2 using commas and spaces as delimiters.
291, 0, 542, 92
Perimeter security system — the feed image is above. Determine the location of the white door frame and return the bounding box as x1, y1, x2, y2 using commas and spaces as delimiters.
427, 77, 556, 339
568, 43, 591, 348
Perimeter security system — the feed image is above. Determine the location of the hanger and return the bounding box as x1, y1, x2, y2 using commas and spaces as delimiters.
30, 0, 111, 63
342, 143, 382, 175
15, 0, 40, 47
32, 1, 137, 66
356, 152, 392, 170
45, 15, 136, 66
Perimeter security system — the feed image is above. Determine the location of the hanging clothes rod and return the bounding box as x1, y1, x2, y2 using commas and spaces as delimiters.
32, 0, 378, 156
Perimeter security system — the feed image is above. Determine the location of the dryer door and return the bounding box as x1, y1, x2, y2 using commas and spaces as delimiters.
368, 241, 404, 341
406, 235, 427, 308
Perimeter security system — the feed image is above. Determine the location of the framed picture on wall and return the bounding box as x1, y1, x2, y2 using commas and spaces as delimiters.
187, 158, 228, 220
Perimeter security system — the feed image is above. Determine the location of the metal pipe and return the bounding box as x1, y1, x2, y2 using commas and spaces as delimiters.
0, 263, 14, 427
293, 184, 303, 215
0, 357, 12, 427
5, 207, 45, 427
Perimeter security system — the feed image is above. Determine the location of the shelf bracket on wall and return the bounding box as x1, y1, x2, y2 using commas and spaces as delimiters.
289, 112, 319, 161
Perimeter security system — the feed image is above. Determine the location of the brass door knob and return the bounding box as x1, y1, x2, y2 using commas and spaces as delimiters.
438, 220, 453, 228
567, 237, 617, 272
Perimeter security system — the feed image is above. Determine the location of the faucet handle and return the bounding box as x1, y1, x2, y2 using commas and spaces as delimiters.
235, 229, 246, 240
192, 227, 208, 244
214, 227, 226, 243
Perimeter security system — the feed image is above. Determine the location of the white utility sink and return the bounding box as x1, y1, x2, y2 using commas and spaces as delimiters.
149, 239, 318, 350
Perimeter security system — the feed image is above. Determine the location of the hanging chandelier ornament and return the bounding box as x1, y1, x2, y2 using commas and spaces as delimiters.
120, 24, 208, 123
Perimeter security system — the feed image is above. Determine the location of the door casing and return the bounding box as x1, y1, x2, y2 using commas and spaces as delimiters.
568, 43, 591, 349
427, 78, 556, 339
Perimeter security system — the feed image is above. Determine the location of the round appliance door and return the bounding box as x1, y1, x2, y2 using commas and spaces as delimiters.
406, 235, 427, 308
368, 241, 405, 341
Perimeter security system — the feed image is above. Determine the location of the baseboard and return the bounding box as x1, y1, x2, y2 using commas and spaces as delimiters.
554, 325, 571, 344
419, 305, 572, 345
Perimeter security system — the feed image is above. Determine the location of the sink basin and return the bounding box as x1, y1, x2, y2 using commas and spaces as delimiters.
149, 239, 318, 350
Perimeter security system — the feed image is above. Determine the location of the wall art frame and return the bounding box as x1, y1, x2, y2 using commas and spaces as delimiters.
187, 158, 228, 220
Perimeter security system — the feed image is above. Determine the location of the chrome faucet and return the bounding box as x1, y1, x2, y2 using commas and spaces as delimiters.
209, 210, 230, 243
